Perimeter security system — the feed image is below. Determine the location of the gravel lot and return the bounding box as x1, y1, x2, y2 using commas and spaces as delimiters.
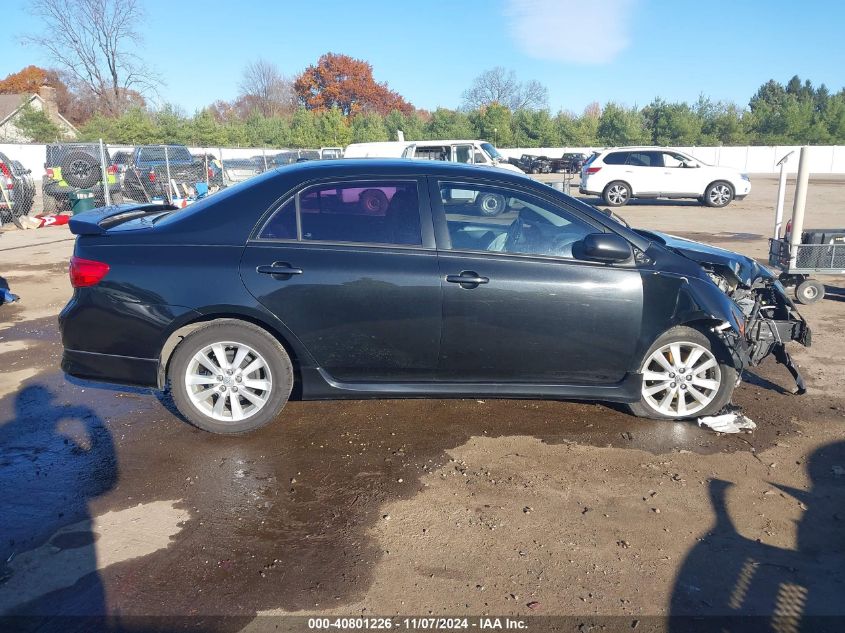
1, 175, 844, 631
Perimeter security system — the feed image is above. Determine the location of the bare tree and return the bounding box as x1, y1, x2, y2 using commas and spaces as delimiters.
23, 0, 160, 117
462, 67, 549, 111
239, 60, 294, 117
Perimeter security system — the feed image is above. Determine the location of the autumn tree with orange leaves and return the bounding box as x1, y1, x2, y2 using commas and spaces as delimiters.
294, 53, 413, 117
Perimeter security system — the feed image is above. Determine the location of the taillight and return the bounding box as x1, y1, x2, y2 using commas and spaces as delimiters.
69, 256, 110, 288
148, 171, 156, 183
586, 166, 602, 174
0, 162, 10, 178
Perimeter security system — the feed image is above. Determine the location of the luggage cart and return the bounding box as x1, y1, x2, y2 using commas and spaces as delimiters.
767, 147, 845, 304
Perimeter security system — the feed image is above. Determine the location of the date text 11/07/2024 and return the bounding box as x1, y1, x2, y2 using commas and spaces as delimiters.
307, 617, 528, 629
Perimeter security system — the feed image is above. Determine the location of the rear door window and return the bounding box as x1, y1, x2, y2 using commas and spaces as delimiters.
626, 151, 663, 167
260, 181, 423, 246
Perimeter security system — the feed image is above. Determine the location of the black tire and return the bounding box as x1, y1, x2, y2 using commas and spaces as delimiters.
602, 181, 631, 207
477, 193, 506, 217
704, 181, 734, 208
60, 151, 100, 189
795, 279, 825, 304
169, 321, 294, 434
359, 189, 389, 214
627, 326, 737, 420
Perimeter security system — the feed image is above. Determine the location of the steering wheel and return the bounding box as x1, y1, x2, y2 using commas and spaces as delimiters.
503, 214, 525, 252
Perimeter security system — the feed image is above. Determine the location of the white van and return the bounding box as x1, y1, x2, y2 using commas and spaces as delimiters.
343, 140, 524, 174
343, 142, 414, 159
408, 140, 524, 173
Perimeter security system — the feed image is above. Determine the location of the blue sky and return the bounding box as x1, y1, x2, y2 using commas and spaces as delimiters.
2, 0, 844, 114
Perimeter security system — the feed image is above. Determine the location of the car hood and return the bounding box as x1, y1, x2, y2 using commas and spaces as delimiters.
644, 231, 772, 286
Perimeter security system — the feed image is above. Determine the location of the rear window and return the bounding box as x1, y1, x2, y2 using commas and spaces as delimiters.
46, 144, 106, 165
137, 146, 192, 163
603, 152, 629, 165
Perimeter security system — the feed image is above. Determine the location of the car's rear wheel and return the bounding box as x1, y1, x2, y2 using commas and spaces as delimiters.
169, 322, 293, 434
628, 326, 736, 420
602, 181, 631, 207
704, 181, 734, 208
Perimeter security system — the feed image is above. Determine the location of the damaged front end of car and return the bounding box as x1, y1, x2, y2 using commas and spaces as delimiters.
646, 231, 812, 394
702, 262, 810, 393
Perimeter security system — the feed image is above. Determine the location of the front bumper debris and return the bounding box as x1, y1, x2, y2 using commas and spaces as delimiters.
717, 278, 811, 394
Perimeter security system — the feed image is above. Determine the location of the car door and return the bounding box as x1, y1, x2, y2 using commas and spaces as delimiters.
660, 151, 700, 195
624, 151, 662, 195
430, 178, 643, 384
240, 177, 442, 383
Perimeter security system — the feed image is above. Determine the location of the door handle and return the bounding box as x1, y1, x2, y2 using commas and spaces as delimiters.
256, 262, 303, 277
446, 271, 489, 288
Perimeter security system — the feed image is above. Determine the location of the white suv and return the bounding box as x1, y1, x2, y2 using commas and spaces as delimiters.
580, 147, 751, 207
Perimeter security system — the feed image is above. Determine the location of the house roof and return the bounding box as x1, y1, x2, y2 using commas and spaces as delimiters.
0, 94, 32, 124
0, 93, 79, 134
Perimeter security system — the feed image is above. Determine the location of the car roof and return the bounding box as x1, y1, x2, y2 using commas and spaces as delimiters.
412, 140, 486, 145
600, 146, 687, 153
279, 158, 533, 182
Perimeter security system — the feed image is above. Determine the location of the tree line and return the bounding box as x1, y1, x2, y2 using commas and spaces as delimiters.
70, 75, 845, 149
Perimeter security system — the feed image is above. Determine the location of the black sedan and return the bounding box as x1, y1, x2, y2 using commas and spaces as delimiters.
59, 160, 810, 434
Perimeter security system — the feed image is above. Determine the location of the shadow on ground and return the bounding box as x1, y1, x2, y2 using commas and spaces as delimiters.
0, 384, 116, 627
670, 440, 845, 631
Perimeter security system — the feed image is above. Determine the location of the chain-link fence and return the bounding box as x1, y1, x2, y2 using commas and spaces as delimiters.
0, 141, 346, 223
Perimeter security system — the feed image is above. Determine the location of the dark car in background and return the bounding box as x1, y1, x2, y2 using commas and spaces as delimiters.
60, 160, 809, 435
272, 150, 321, 167
42, 143, 122, 212
122, 144, 206, 202
0, 152, 35, 220
558, 152, 588, 174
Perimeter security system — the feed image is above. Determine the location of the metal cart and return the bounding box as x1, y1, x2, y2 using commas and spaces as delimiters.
766, 147, 844, 304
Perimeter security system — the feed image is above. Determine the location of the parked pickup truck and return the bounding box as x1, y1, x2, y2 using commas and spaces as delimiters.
122, 145, 207, 203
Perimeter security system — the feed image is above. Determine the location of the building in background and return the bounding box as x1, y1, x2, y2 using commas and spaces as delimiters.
0, 86, 78, 142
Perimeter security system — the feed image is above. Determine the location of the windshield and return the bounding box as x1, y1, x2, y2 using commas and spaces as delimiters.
480, 142, 502, 161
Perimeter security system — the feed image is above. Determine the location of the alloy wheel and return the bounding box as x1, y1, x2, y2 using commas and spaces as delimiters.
607, 184, 629, 205
709, 184, 732, 206
185, 341, 273, 422
641, 342, 721, 417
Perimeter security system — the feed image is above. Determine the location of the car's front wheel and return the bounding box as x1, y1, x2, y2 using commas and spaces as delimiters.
628, 326, 736, 420
704, 181, 734, 208
602, 181, 631, 207
169, 321, 293, 434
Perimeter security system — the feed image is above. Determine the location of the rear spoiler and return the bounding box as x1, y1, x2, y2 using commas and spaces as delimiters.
68, 203, 178, 236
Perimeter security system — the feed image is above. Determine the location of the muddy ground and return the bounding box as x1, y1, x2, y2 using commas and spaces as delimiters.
0, 176, 843, 632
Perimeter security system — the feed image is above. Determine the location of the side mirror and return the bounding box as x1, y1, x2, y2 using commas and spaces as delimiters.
579, 233, 633, 263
